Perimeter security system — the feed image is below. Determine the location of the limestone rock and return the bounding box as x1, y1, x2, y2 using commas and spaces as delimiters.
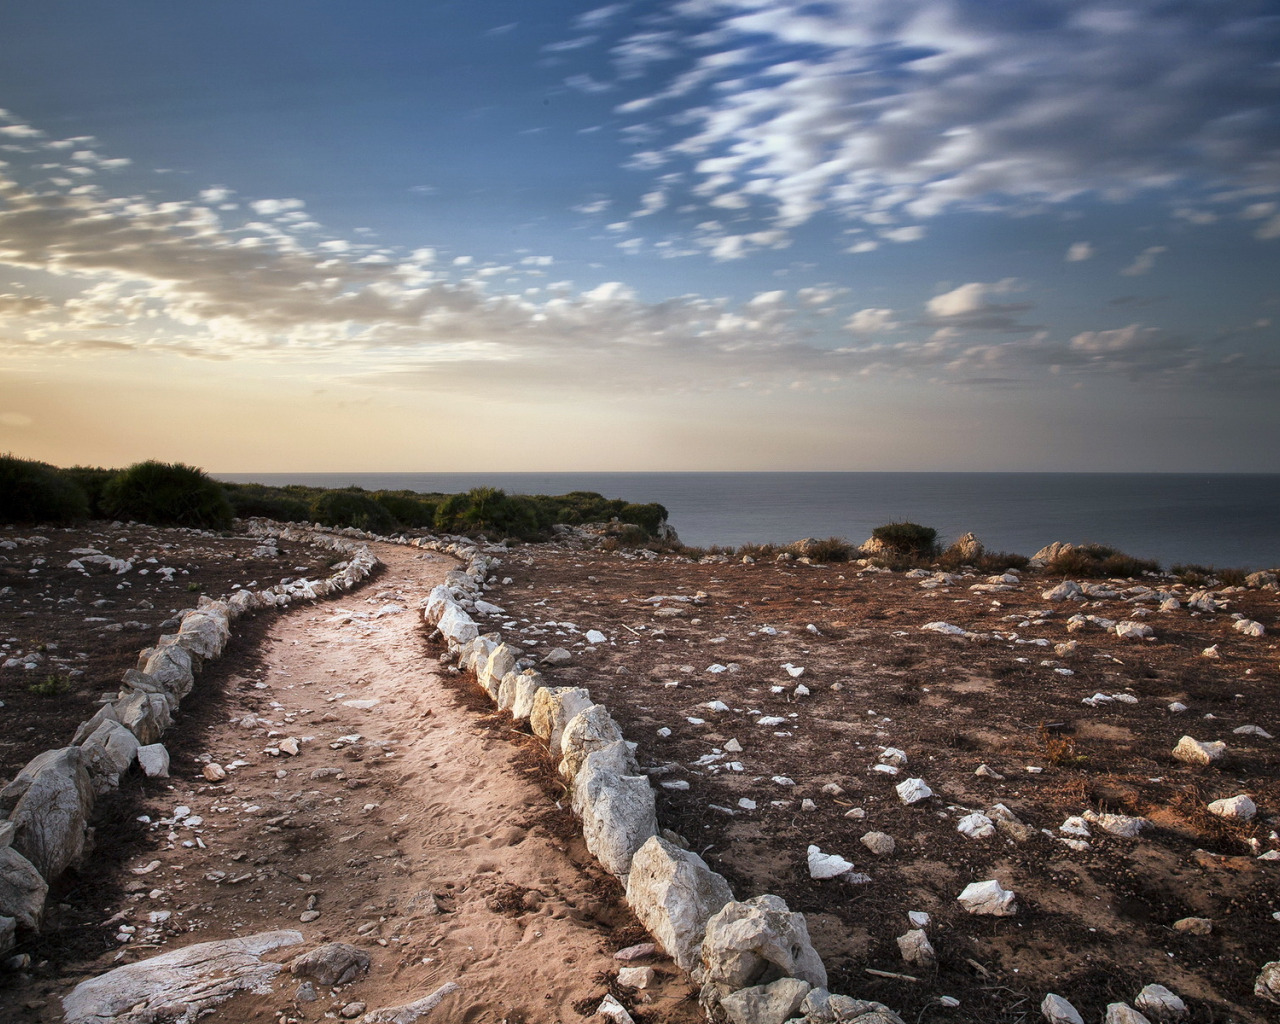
436, 603, 479, 647
175, 609, 230, 660
895, 929, 935, 967
957, 879, 1017, 917
61, 930, 304, 1024
1206, 794, 1256, 821
140, 644, 197, 700
807, 846, 854, 880
573, 746, 658, 880
700, 894, 828, 997
1083, 810, 1146, 838
1031, 542, 1074, 568
289, 942, 371, 986
478, 643, 517, 700
1103, 1004, 1151, 1024
560, 704, 626, 780
363, 982, 462, 1023
1115, 620, 1154, 641
1172, 917, 1211, 935
625, 835, 735, 972
137, 744, 171, 778
81, 719, 140, 781
71, 704, 122, 746
895, 778, 932, 805
530, 686, 593, 753
957, 812, 995, 839
719, 976, 811, 1024
1042, 580, 1084, 601
114, 690, 173, 745
596, 994, 636, 1024
508, 671, 544, 721
617, 966, 655, 989
1172, 736, 1226, 766
860, 832, 895, 856
0, 846, 48, 929
1040, 993, 1084, 1024
1134, 984, 1187, 1020
0, 915, 14, 957
950, 532, 984, 561
1255, 961, 1280, 1005
0, 746, 95, 881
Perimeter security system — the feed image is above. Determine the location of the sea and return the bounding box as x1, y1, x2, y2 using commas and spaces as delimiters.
215, 472, 1280, 571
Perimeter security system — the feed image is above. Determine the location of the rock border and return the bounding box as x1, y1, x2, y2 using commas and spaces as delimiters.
0, 522, 380, 958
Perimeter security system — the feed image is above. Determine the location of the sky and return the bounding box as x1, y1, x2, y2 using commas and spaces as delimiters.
1, 0, 1278, 473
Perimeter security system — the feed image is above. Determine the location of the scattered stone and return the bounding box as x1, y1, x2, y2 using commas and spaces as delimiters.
617, 966, 655, 989
340, 1003, 367, 1019
61, 930, 304, 1024
542, 648, 572, 666
1115, 620, 1153, 640
718, 976, 811, 1024
596, 993, 635, 1024
290, 942, 370, 986
203, 763, 228, 782
974, 763, 1004, 780
1084, 810, 1146, 838
807, 845, 854, 879
278, 737, 301, 756
614, 942, 657, 961
861, 832, 895, 856
957, 813, 995, 839
1134, 984, 1187, 1020
1041, 993, 1085, 1024
1103, 1003, 1152, 1024
957, 879, 1017, 917
896, 929, 935, 966
895, 778, 932, 805
295, 981, 318, 1003
1167, 703, 1187, 714
908, 911, 930, 929
299, 910, 321, 923
1233, 724, 1274, 738
1172, 917, 1211, 935
700, 894, 827, 998
1172, 736, 1226, 766
1043, 581, 1084, 601
1207, 794, 1256, 821
1255, 961, 1280, 1005
1233, 619, 1265, 637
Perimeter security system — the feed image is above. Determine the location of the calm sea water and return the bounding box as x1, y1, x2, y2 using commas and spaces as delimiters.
216, 472, 1280, 570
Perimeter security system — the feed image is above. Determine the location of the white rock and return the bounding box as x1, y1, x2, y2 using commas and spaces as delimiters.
1084, 810, 1146, 838
596, 994, 635, 1024
1233, 618, 1265, 637
1256, 961, 1280, 1005
896, 928, 935, 966
136, 744, 170, 779
1134, 984, 1187, 1020
806, 845, 854, 880
861, 832, 895, 856
879, 747, 908, 767
1201, 645, 1220, 659
1233, 724, 1273, 738
783, 663, 805, 678
1172, 736, 1226, 765
1043, 581, 1084, 601
724, 738, 743, 753
896, 778, 933, 805
616, 966, 655, 990
974, 763, 1004, 780
1040, 993, 1085, 1024
1207, 794, 1256, 821
585, 630, 607, 644
624, 836, 734, 972
1103, 1003, 1152, 1024
957, 879, 1017, 917
1060, 816, 1091, 838
908, 911, 930, 929
700, 894, 827, 995
957, 813, 995, 839
1115, 620, 1154, 640
1167, 703, 1187, 713
921, 621, 968, 636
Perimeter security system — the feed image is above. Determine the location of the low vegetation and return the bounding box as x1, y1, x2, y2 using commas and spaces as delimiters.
1045, 543, 1159, 578
101, 460, 235, 530
0, 454, 90, 524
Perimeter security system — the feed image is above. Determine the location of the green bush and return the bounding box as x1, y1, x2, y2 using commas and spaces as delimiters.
373, 491, 438, 529
791, 537, 854, 562
871, 521, 938, 556
309, 489, 399, 534
618, 502, 669, 535
0, 454, 90, 524
62, 465, 115, 517
223, 483, 311, 523
101, 460, 233, 529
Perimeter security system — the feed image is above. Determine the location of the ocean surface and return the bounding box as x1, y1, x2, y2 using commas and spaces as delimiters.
216, 472, 1280, 570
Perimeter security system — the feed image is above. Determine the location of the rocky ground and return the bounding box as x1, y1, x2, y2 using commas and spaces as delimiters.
1, 522, 1278, 1024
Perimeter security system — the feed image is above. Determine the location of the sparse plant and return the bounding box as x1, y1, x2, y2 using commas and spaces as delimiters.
28, 674, 72, 697
309, 489, 398, 534
1039, 724, 1088, 767
791, 537, 854, 563
1048, 543, 1159, 578
870, 521, 938, 557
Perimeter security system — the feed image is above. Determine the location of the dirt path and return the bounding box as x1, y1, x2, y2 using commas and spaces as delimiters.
18, 542, 697, 1024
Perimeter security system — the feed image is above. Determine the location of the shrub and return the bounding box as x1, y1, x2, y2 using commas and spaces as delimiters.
224, 483, 311, 523
101, 460, 233, 529
309, 489, 399, 534
0, 455, 89, 524
1048, 543, 1159, 578
62, 465, 115, 517
29, 674, 72, 697
618, 502, 669, 535
871, 521, 938, 556
791, 537, 854, 562
373, 491, 438, 529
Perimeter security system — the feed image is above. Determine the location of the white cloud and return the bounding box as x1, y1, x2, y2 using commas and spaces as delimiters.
880, 226, 925, 243
0, 124, 43, 139
250, 198, 306, 216
602, 0, 1280, 243
1121, 245, 1166, 276
632, 189, 667, 216
1066, 242, 1094, 262
846, 308, 897, 333
573, 197, 612, 215
564, 74, 614, 94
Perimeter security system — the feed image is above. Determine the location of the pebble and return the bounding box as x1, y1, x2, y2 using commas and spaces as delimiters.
340, 1003, 367, 1019
300, 911, 321, 923
1172, 917, 1211, 935
203, 763, 228, 782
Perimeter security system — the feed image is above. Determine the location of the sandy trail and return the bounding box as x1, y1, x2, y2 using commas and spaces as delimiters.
35, 542, 696, 1024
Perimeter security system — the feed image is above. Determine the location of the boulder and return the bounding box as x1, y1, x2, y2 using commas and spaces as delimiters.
61, 930, 305, 1024
560, 704, 626, 780
71, 704, 122, 746
436, 603, 479, 647
508, 671, 545, 721
1172, 736, 1226, 766
83, 719, 140, 777
719, 977, 811, 1024
625, 835, 735, 972
114, 690, 174, 745
0, 746, 95, 881
175, 609, 230, 660
895, 929, 935, 967
572, 746, 658, 880
140, 643, 198, 700
0, 915, 13, 956
1043, 580, 1084, 601
290, 942, 371, 986
0, 846, 48, 929
478, 643, 517, 700
1115, 621, 1154, 641
1133, 984, 1187, 1020
422, 585, 453, 625
530, 687, 593, 753
957, 879, 1017, 917
1031, 542, 1074, 568
950, 532, 984, 562
1255, 961, 1280, 1004
1041, 993, 1085, 1024
226, 589, 257, 618
700, 894, 827, 997
137, 744, 171, 778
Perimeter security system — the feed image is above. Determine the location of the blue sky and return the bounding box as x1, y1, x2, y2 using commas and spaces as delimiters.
1, 1, 1278, 472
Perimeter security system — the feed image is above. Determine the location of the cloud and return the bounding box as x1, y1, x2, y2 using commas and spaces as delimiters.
1121, 245, 1166, 276
599, 1, 1280, 243
845, 308, 897, 333
1066, 242, 1094, 262
564, 74, 614, 94
0, 124, 44, 139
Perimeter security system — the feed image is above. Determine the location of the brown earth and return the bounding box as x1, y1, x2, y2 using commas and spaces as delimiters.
1, 523, 1278, 1024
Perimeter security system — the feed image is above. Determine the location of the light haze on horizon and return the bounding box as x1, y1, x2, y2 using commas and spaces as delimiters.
1, 1, 1278, 474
